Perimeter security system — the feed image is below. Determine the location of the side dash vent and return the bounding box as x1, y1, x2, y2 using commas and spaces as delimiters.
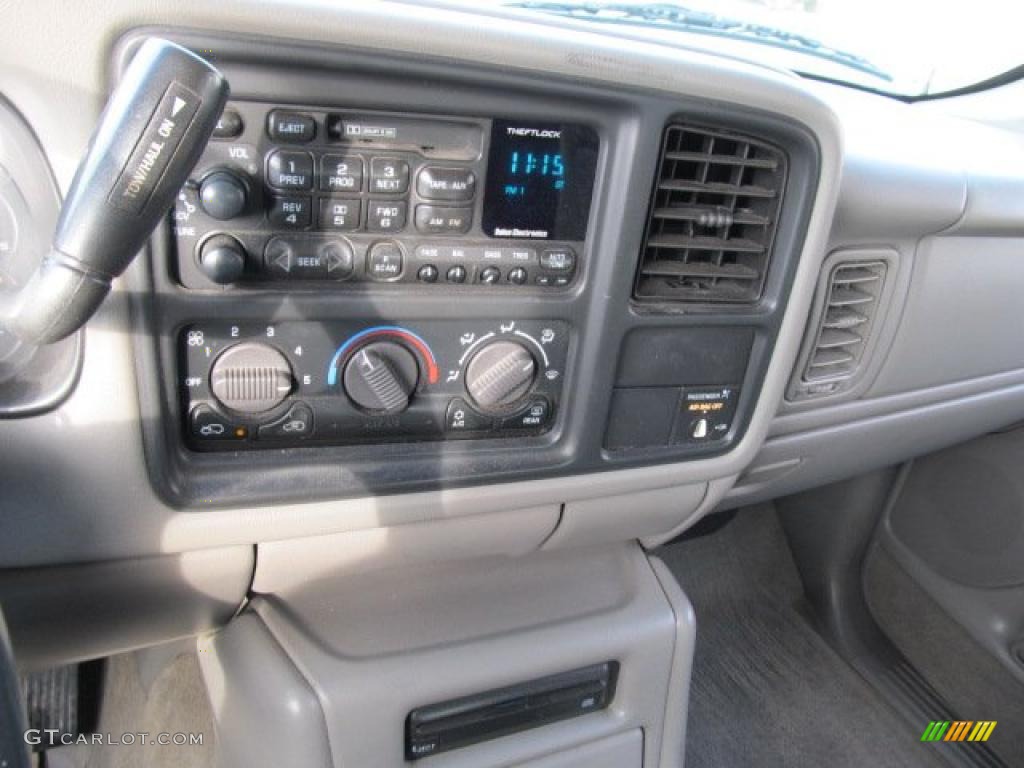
791, 256, 893, 400
635, 123, 787, 304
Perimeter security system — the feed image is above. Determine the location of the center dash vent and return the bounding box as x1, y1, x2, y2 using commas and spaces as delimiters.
635, 123, 787, 304
791, 258, 890, 400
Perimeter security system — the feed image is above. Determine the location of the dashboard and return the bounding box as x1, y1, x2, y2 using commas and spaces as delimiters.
0, 0, 1023, 575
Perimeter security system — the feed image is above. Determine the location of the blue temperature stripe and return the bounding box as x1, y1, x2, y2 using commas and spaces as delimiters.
326, 326, 435, 386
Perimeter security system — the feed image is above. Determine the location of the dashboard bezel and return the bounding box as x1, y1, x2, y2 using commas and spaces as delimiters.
122, 27, 821, 508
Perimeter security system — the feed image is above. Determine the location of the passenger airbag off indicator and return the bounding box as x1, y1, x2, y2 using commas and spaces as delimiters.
672, 387, 739, 444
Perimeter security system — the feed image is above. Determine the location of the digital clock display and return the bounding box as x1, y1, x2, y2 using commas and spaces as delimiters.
482, 120, 599, 240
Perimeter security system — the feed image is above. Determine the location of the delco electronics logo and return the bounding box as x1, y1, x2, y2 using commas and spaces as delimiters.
506, 127, 562, 139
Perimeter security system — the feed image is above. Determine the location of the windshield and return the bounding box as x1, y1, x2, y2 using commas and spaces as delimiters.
467, 0, 1021, 98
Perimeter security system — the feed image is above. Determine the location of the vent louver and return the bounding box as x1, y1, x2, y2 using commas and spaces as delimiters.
635, 123, 787, 303
797, 260, 888, 396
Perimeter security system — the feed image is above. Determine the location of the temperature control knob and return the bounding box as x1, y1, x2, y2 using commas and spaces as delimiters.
210, 342, 293, 413
343, 341, 419, 414
466, 340, 536, 412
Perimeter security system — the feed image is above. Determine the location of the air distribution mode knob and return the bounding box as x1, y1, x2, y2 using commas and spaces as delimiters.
466, 340, 536, 412
210, 342, 293, 414
342, 341, 419, 414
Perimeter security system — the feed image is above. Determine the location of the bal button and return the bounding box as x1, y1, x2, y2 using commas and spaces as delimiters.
446, 265, 467, 284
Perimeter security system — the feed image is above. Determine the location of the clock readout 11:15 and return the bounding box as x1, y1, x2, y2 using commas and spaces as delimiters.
503, 149, 566, 199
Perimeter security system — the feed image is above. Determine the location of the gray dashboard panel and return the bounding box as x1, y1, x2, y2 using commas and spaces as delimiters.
0, 0, 849, 568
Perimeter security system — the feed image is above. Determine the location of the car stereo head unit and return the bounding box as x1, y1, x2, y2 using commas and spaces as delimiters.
171, 101, 599, 291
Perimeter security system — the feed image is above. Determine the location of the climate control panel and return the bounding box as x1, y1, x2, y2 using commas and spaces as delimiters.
181, 319, 570, 449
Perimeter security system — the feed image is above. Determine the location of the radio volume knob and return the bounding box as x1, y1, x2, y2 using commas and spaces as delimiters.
210, 342, 293, 414
466, 341, 536, 412
342, 341, 419, 414
199, 170, 248, 220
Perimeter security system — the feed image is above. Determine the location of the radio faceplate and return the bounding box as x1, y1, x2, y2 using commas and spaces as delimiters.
171, 101, 597, 291
181, 318, 571, 450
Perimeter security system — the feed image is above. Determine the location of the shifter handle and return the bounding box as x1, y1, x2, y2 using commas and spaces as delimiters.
4, 38, 228, 344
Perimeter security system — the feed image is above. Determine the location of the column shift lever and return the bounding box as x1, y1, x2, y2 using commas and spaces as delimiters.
1, 37, 228, 345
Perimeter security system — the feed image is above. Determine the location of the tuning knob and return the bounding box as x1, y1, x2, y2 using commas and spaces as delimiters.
466, 340, 536, 412
198, 170, 248, 220
343, 341, 419, 414
210, 342, 293, 413
198, 234, 246, 284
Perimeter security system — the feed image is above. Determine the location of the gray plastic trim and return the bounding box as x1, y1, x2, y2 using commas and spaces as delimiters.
0, 546, 253, 670
210, 544, 695, 768
877, 467, 1024, 686
198, 614, 333, 768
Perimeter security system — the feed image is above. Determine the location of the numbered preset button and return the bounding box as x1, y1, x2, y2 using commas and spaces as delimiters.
369, 157, 409, 194
269, 196, 311, 228
320, 154, 363, 193
319, 198, 361, 231
267, 150, 313, 190
367, 200, 407, 232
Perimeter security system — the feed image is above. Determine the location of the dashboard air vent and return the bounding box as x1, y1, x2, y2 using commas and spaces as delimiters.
635, 123, 787, 303
797, 260, 888, 397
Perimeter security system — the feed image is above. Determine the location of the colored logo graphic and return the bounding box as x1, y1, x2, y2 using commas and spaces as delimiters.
921, 721, 997, 742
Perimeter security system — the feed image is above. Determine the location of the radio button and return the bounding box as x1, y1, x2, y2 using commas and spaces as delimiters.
367, 200, 407, 232
269, 196, 312, 229
416, 167, 476, 201
479, 266, 501, 285
265, 238, 296, 277
213, 109, 244, 139
267, 150, 313, 190
369, 157, 409, 194
508, 267, 528, 285
446, 265, 467, 284
319, 198, 361, 231
414, 205, 472, 235
540, 247, 576, 273
267, 111, 315, 143
321, 154, 363, 193
322, 239, 355, 279
417, 264, 439, 283
367, 241, 404, 280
